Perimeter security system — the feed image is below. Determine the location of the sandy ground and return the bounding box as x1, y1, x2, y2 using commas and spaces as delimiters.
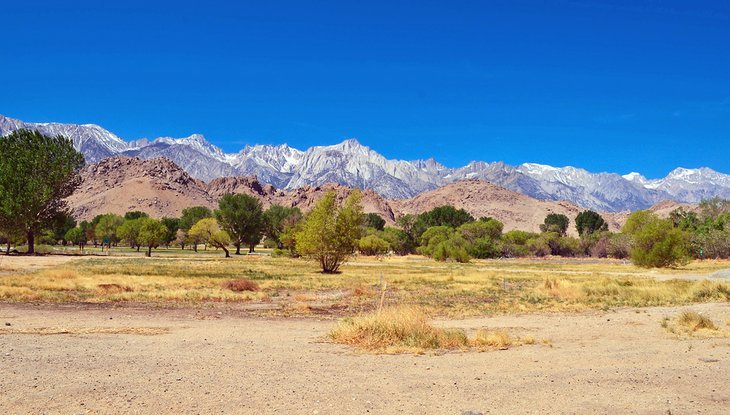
1, 303, 728, 414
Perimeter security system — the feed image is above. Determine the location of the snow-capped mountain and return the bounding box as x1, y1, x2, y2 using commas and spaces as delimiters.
625, 167, 730, 203
0, 114, 128, 163
2, 113, 729, 211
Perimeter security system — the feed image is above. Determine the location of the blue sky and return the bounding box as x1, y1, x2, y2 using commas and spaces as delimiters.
2, 0, 729, 178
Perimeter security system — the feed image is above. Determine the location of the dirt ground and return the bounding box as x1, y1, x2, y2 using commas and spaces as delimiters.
1, 302, 728, 414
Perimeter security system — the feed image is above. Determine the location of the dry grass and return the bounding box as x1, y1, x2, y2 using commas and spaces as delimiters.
662, 310, 730, 338
0, 253, 728, 317
0, 326, 169, 335
223, 278, 260, 292
329, 306, 469, 353
677, 310, 717, 331
328, 306, 537, 353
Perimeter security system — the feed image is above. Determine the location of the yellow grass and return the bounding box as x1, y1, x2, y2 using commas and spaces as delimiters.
328, 306, 538, 353
0, 253, 728, 317
662, 310, 730, 338
0, 326, 169, 335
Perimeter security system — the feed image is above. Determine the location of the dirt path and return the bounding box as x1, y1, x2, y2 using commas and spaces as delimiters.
1, 303, 728, 414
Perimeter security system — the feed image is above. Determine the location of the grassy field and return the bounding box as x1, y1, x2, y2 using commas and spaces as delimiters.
1, 249, 729, 317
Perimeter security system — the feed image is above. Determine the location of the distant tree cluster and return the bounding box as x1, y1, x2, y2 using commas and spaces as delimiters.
2, 128, 726, 271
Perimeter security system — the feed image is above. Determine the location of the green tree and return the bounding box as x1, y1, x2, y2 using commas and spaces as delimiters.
575, 210, 608, 237
623, 211, 689, 268
179, 206, 213, 252
160, 217, 180, 247
215, 194, 264, 254
363, 213, 386, 231
64, 227, 87, 251
138, 218, 168, 257
699, 197, 730, 220
124, 211, 149, 220
0, 130, 84, 253
358, 234, 390, 256
188, 218, 232, 258
395, 214, 419, 254
117, 218, 144, 251
457, 219, 504, 259
47, 212, 77, 245
295, 190, 363, 273
501, 230, 535, 257
540, 213, 570, 236
412, 206, 475, 240
381, 227, 412, 256
94, 214, 124, 251
263, 205, 302, 249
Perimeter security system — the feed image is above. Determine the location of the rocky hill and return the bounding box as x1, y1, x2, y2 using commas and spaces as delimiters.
65, 157, 650, 234
67, 157, 217, 219
391, 179, 623, 236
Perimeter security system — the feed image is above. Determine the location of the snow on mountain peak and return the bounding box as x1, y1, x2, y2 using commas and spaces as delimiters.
3, 113, 730, 210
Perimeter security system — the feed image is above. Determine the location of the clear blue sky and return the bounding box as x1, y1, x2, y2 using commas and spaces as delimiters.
2, 0, 729, 178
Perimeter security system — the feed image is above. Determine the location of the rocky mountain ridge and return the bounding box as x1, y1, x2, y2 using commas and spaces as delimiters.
66, 156, 670, 235
3, 114, 729, 212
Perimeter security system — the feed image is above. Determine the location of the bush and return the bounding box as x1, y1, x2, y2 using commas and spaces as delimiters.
271, 248, 297, 258
467, 237, 502, 259
381, 227, 413, 255
607, 233, 631, 259
328, 306, 470, 352
432, 236, 471, 263
623, 211, 690, 268
501, 230, 535, 257
358, 234, 390, 256
677, 310, 717, 331
526, 235, 551, 257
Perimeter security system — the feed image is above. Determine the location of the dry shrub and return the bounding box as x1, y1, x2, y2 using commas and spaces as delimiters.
677, 310, 717, 332
542, 277, 583, 300
223, 278, 260, 292
292, 302, 312, 312
97, 283, 134, 294
293, 293, 314, 302
328, 306, 537, 353
473, 329, 513, 348
351, 285, 374, 297
688, 281, 730, 302
329, 306, 470, 352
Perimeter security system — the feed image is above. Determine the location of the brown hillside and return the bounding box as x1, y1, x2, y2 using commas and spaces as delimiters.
68, 157, 396, 222
67, 157, 216, 220
68, 158, 629, 233
391, 179, 620, 235
605, 200, 700, 230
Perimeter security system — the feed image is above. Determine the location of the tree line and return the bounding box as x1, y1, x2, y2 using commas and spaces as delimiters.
3, 129, 730, 271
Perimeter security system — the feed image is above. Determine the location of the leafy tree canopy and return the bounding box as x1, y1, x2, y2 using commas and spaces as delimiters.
295, 190, 363, 273
0, 129, 84, 253
575, 210, 608, 237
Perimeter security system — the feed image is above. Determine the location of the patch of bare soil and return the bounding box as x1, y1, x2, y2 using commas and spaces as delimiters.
1, 303, 728, 414
0, 255, 83, 273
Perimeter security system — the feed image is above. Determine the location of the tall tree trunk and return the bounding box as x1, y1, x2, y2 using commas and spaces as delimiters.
146, 246, 152, 257
235, 243, 241, 255
6, 240, 10, 255
193, 242, 198, 253
249, 243, 255, 253
26, 230, 35, 254
137, 244, 140, 252
222, 245, 230, 258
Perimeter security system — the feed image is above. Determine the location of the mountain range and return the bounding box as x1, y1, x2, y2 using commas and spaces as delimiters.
2, 113, 729, 212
